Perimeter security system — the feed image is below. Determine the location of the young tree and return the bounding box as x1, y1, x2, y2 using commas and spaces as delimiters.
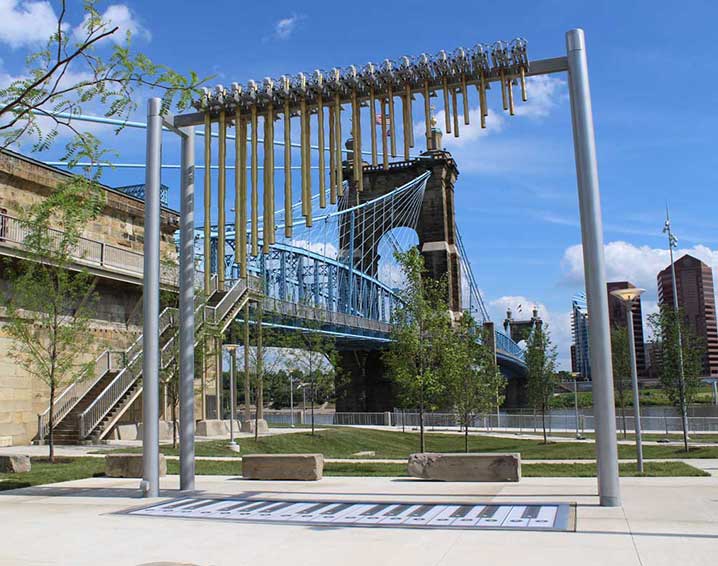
284, 321, 338, 437
4, 179, 103, 461
384, 248, 452, 452
648, 305, 704, 452
525, 324, 558, 444
446, 314, 507, 452
611, 326, 631, 439
0, 0, 206, 160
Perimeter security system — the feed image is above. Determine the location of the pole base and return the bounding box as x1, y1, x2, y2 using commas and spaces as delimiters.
228, 442, 240, 453
599, 495, 621, 507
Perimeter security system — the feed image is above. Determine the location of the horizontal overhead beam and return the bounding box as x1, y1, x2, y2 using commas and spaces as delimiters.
173, 56, 567, 129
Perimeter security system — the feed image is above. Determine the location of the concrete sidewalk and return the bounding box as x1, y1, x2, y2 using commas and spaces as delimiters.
0, 474, 716, 565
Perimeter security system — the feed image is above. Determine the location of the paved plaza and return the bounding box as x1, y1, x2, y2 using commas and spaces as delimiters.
0, 474, 716, 566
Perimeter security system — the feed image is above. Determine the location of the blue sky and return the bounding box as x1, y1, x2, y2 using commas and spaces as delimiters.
2, 0, 717, 368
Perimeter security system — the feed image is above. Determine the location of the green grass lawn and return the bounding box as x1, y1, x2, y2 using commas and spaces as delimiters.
0, 458, 105, 492
166, 459, 708, 478
0, 455, 708, 493
101, 426, 718, 460
550, 432, 718, 443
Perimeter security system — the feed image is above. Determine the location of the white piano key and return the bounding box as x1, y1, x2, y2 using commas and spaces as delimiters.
260, 502, 317, 521
451, 505, 487, 527
500, 506, 530, 528
427, 505, 463, 526
330, 503, 377, 523
476, 505, 512, 527
378, 504, 421, 525
308, 503, 354, 523
403, 504, 449, 526
356, 504, 401, 524
528, 506, 558, 529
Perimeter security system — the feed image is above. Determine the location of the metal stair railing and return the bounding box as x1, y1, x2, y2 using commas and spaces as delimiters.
36, 350, 122, 442
78, 306, 176, 439
79, 275, 221, 439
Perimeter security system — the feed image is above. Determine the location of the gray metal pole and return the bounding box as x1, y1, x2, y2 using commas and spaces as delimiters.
179, 125, 196, 492
229, 348, 237, 445
142, 98, 162, 498
626, 307, 644, 472
574, 376, 581, 439
712, 381, 717, 405
290, 375, 294, 428
566, 29, 621, 507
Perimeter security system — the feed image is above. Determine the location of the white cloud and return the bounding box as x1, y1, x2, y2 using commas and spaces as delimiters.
561, 241, 718, 297
273, 15, 301, 40
489, 295, 572, 370
513, 75, 567, 119
73, 4, 150, 44
0, 0, 60, 48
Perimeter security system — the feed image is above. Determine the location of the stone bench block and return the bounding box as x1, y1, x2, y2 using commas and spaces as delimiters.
240, 419, 268, 434
0, 455, 31, 473
407, 452, 521, 482
242, 454, 323, 481
196, 420, 242, 436
105, 453, 167, 478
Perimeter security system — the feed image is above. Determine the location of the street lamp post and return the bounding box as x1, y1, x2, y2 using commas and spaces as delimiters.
610, 287, 646, 473
289, 374, 295, 428
225, 345, 239, 452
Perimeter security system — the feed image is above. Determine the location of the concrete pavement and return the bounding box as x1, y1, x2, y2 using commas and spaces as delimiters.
0, 474, 716, 565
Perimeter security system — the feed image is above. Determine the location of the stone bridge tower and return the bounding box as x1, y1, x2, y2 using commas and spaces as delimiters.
337, 125, 463, 411
339, 124, 462, 317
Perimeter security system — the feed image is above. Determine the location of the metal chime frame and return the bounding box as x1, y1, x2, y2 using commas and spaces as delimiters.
141, 29, 622, 509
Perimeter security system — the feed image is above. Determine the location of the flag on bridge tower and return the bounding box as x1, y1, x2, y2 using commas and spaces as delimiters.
376, 113, 391, 136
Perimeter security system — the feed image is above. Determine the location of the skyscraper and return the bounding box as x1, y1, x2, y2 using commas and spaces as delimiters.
571, 292, 591, 379
657, 254, 718, 376
607, 281, 647, 378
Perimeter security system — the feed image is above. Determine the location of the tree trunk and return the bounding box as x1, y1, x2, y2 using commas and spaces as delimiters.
311, 378, 315, 437
419, 397, 425, 453
48, 382, 55, 463
620, 397, 627, 440
464, 415, 469, 453
172, 398, 177, 449
541, 407, 547, 444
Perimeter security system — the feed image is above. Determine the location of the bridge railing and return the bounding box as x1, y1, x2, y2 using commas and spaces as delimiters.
261, 296, 392, 335
0, 212, 178, 284
495, 330, 526, 361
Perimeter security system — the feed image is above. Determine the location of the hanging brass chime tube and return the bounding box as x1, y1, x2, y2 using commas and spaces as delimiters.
442, 77, 451, 135
405, 82, 414, 148
203, 112, 212, 293
356, 93, 363, 193
387, 84, 397, 157
381, 97, 389, 169
478, 74, 487, 129
328, 104, 336, 205
369, 86, 377, 166
217, 110, 226, 290
451, 87, 459, 137
402, 87, 410, 160
461, 74, 470, 125
283, 99, 292, 238
269, 107, 276, 244
507, 77, 515, 116
520, 67, 527, 102
299, 97, 308, 217
423, 81, 431, 148
317, 93, 326, 209
250, 105, 259, 257
351, 90, 360, 186
262, 105, 274, 252
237, 110, 248, 278
500, 70, 508, 111
304, 103, 312, 226
334, 94, 344, 197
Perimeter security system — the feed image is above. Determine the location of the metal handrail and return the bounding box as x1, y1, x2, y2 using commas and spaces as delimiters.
36, 350, 121, 442
78, 306, 177, 438
0, 212, 178, 284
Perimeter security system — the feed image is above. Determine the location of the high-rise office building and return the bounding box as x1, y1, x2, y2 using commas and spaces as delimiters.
657, 254, 718, 376
607, 281, 647, 378
571, 292, 591, 379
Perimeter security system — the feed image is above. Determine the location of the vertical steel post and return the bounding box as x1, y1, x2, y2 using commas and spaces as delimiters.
627, 306, 644, 472
179, 125, 196, 492
289, 375, 294, 428
142, 98, 162, 498
566, 29, 621, 507
229, 347, 237, 447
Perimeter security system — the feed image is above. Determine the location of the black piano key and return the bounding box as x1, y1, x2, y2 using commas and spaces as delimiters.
450, 505, 474, 518
522, 506, 541, 519
361, 504, 389, 516
478, 505, 500, 518
409, 505, 434, 517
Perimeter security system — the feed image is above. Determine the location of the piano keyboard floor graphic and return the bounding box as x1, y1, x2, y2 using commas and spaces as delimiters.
123, 498, 576, 532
